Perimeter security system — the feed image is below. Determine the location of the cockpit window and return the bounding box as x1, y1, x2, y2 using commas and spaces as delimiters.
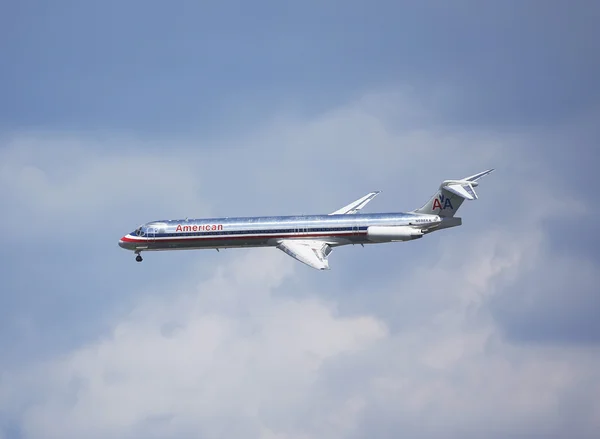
133, 227, 143, 236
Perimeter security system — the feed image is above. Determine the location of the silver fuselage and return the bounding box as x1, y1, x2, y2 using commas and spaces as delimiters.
118, 212, 459, 252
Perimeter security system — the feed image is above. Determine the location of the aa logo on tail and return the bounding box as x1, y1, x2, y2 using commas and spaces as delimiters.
432, 194, 453, 210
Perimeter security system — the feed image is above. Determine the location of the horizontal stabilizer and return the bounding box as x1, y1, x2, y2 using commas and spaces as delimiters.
464, 169, 495, 182
441, 169, 494, 201
444, 182, 478, 200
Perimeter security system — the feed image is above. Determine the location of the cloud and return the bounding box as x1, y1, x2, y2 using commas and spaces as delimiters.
2, 226, 599, 439
1, 88, 598, 438
1, 250, 388, 439
4, 1, 599, 134
1, 88, 506, 232
0, 135, 208, 237
489, 242, 600, 345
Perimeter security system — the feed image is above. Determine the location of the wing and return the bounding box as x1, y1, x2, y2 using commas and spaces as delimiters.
329, 191, 381, 215
277, 240, 333, 270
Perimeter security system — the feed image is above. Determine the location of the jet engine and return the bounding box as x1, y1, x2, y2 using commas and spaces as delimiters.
366, 226, 424, 242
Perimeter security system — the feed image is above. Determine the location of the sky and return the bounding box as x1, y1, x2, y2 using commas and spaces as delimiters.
1, 1, 599, 438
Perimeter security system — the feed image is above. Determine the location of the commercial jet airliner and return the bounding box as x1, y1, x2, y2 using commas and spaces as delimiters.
118, 170, 494, 270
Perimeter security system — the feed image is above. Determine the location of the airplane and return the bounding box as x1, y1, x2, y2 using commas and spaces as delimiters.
118, 169, 494, 270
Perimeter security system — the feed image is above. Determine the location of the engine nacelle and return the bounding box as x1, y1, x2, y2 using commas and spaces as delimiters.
366, 226, 424, 242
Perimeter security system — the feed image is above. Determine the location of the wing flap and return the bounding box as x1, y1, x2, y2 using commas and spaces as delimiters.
277, 240, 333, 270
329, 191, 381, 215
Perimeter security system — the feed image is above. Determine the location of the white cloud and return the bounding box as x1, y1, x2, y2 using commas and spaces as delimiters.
2, 250, 387, 439
0, 88, 506, 230
0, 135, 209, 239
4, 226, 599, 439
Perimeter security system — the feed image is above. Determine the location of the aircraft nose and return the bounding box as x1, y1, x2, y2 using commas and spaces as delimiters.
118, 236, 129, 249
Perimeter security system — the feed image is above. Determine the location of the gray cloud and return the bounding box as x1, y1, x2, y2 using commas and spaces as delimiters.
1, 86, 599, 438
489, 249, 600, 345
2, 1, 598, 133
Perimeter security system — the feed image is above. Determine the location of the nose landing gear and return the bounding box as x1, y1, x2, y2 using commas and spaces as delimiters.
135, 252, 143, 262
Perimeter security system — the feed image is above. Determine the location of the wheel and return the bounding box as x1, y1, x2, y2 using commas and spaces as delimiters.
136, 254, 143, 262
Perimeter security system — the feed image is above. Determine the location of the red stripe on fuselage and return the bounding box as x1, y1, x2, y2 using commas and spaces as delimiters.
121, 231, 364, 244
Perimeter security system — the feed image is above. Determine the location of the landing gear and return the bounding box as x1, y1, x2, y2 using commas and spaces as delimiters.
135, 253, 143, 262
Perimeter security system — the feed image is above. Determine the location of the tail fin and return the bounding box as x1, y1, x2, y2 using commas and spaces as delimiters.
413, 169, 494, 217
